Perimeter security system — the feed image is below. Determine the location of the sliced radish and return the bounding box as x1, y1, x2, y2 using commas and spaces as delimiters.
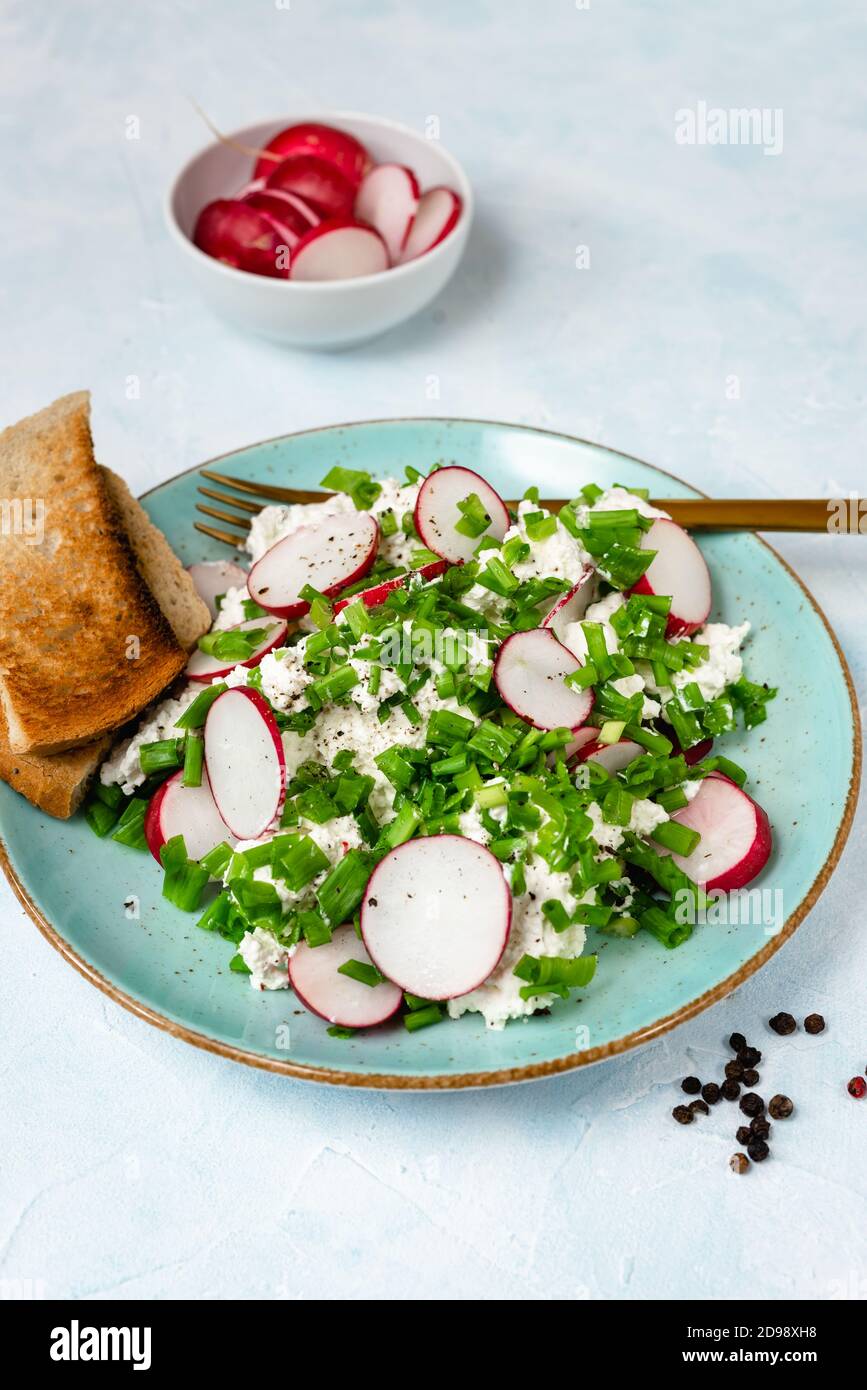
562, 726, 599, 763
254, 123, 371, 186
361, 836, 511, 1000
144, 769, 232, 866
192, 199, 289, 278
493, 628, 594, 732
243, 191, 318, 247
663, 725, 715, 766
187, 560, 249, 621
332, 558, 448, 615
289, 925, 402, 1028
632, 519, 712, 638
399, 187, 462, 263
184, 617, 288, 682
354, 164, 420, 263
578, 738, 644, 775
265, 154, 355, 220
654, 772, 772, 891
248, 511, 378, 619
204, 688, 285, 839
415, 466, 510, 564
540, 567, 599, 645
289, 217, 388, 281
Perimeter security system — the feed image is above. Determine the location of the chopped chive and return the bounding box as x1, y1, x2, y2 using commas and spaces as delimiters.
139, 738, 184, 777
182, 731, 204, 788
403, 1004, 445, 1031
175, 682, 228, 730
338, 958, 385, 987
111, 797, 149, 850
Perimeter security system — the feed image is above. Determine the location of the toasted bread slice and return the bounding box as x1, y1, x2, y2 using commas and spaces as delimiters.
0, 392, 187, 755
101, 468, 210, 652
0, 710, 112, 819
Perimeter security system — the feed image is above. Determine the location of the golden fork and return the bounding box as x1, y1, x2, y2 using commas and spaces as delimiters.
193, 467, 863, 548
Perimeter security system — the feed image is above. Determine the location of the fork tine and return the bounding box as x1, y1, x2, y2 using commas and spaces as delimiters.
199, 468, 330, 505
195, 502, 252, 530
198, 485, 261, 513
194, 520, 248, 548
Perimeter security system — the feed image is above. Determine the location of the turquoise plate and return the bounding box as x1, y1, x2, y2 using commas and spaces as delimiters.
1, 421, 859, 1088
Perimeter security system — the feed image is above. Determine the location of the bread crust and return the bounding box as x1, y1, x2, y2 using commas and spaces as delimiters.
0, 393, 187, 754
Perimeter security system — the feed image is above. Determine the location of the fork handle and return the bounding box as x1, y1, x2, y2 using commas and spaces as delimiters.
650, 498, 860, 532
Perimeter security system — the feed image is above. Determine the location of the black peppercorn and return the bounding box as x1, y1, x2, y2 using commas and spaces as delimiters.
768, 1094, 794, 1120
739, 1092, 764, 1117
742, 1068, 760, 1087
736, 1125, 752, 1145
804, 1014, 825, 1035
769, 1012, 796, 1036
721, 1078, 741, 1101
730, 1152, 750, 1174
750, 1115, 771, 1139
689, 1098, 709, 1116
725, 1060, 744, 1081
738, 1046, 762, 1067
681, 1075, 702, 1095
672, 1105, 693, 1124
728, 1032, 747, 1052
701, 1082, 721, 1105
747, 1138, 770, 1162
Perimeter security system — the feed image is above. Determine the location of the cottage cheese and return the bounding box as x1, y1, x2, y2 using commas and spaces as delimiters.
669, 621, 751, 701
100, 685, 201, 793
447, 856, 589, 1029
237, 926, 291, 990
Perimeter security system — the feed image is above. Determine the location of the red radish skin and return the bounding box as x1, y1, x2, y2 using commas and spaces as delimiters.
684, 738, 714, 766
204, 688, 285, 840
248, 512, 379, 619
289, 217, 388, 282
184, 617, 288, 683
414, 466, 510, 565
493, 628, 595, 732
360, 836, 512, 1000
332, 558, 448, 615
655, 772, 773, 891
192, 199, 290, 278
253, 123, 371, 186
563, 726, 599, 764
247, 186, 320, 229
243, 191, 318, 247
632, 518, 712, 637
265, 154, 356, 220
578, 738, 645, 775
540, 567, 600, 646
354, 164, 420, 263
187, 560, 249, 621
289, 925, 402, 1029
399, 187, 462, 263
144, 769, 232, 866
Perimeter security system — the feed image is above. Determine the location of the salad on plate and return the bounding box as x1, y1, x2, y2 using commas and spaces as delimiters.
92, 463, 776, 1035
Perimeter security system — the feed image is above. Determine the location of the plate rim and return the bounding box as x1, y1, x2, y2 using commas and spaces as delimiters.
1, 417, 860, 1089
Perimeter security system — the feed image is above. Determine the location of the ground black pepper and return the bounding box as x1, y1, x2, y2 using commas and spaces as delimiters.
768, 1094, 793, 1120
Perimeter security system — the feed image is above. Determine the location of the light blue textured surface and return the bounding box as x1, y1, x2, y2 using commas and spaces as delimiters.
1, 0, 865, 1300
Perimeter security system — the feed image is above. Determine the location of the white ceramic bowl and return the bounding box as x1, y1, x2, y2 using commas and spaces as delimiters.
165, 113, 473, 349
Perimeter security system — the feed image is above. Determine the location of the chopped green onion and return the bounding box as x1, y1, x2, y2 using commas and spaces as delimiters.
159, 835, 209, 912
338, 959, 385, 987
319, 464, 382, 511
455, 491, 493, 538
182, 731, 204, 788
403, 1004, 444, 1031
111, 797, 149, 850
175, 683, 227, 730
316, 849, 371, 926
199, 841, 233, 878
273, 834, 329, 892
139, 738, 184, 777
299, 909, 332, 947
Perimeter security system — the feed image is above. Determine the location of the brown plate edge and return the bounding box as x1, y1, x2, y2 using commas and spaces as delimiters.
1, 419, 861, 1090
